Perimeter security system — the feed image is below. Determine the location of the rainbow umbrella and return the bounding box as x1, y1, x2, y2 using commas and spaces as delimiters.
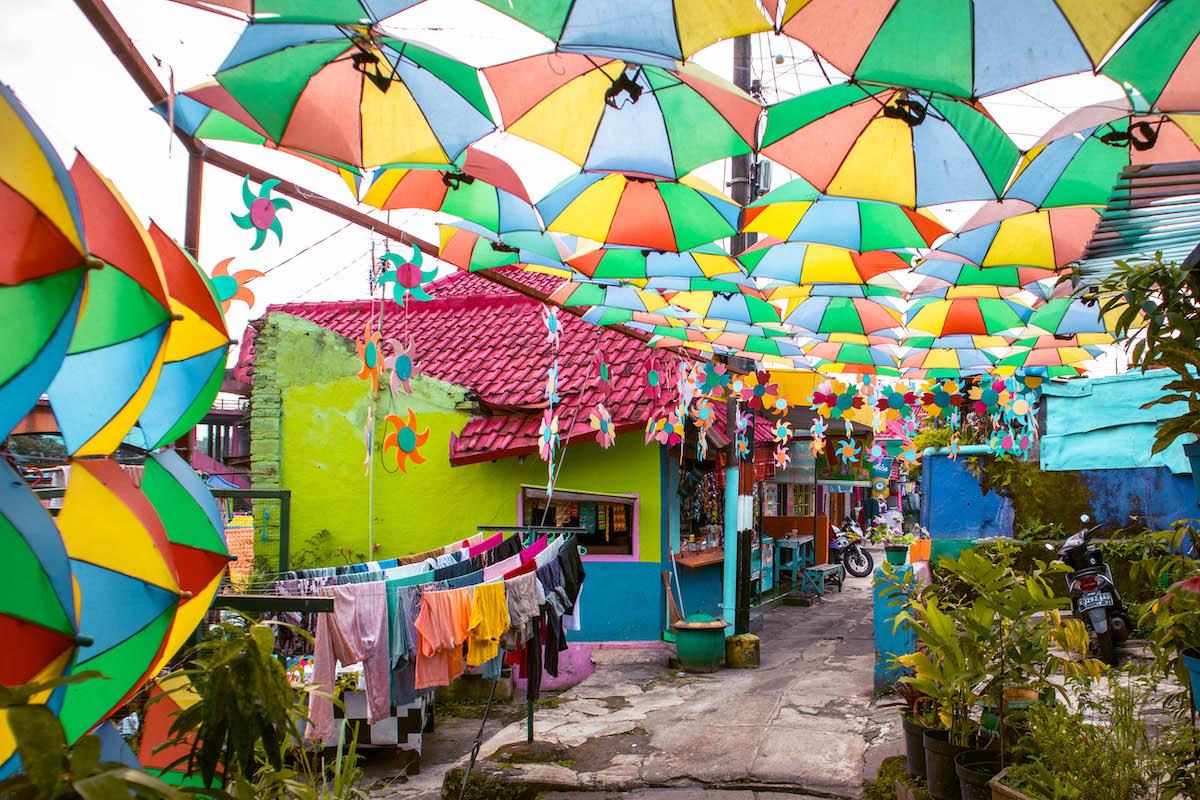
777, 0, 1148, 98
566, 243, 745, 281
141, 450, 230, 677
995, 345, 1099, 370
742, 178, 948, 250
1100, 0, 1200, 113
760, 84, 1018, 207
168, 0, 421, 24
537, 172, 739, 251
47, 157, 171, 457
899, 347, 996, 377
56, 459, 182, 743
932, 208, 1099, 269
0, 83, 89, 440
737, 239, 911, 289
437, 227, 570, 272
664, 289, 782, 325
911, 259, 1058, 292
1026, 297, 1129, 336
906, 297, 1032, 336
1010, 333, 1115, 349
483, 54, 759, 179
762, 283, 906, 301
1004, 115, 1200, 211
473, 0, 770, 65
782, 296, 904, 337
193, 26, 494, 169
549, 280, 670, 313
137, 223, 230, 452
805, 341, 901, 373
361, 169, 540, 237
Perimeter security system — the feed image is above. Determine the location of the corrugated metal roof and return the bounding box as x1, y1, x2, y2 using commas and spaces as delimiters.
1078, 160, 1200, 284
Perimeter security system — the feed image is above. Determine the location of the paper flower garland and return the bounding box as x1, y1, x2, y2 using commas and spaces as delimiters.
837, 438, 861, 465
380, 246, 437, 303
810, 380, 863, 420
866, 441, 886, 467
538, 409, 560, 463
355, 320, 383, 393
382, 409, 429, 473
595, 355, 612, 391
589, 403, 615, 449
210, 257, 263, 312
543, 305, 560, 347
969, 377, 1011, 417
232, 176, 291, 250
651, 412, 684, 447
809, 417, 827, 455
385, 339, 417, 395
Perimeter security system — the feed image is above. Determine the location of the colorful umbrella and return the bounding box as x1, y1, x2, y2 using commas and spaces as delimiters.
932, 208, 1100, 269
782, 296, 904, 336
742, 178, 948, 250
778, 0, 1148, 98
168, 0, 421, 24
1026, 297, 1130, 336
140, 450, 230, 678
483, 53, 759, 179
911, 259, 1058, 292
899, 347, 996, 376
195, 26, 494, 168
994, 345, 1099, 370
437, 227, 570, 272
0, 83, 89, 440
566, 243, 745, 281
47, 157, 171, 457
760, 84, 1018, 207
537, 172, 739, 251
137, 224, 230, 452
473, 0, 770, 65
664, 289, 782, 325
905, 297, 1032, 336
56, 459, 182, 743
738, 239, 911, 289
804, 341, 900, 373
1100, 0, 1200, 113
361, 168, 540, 236
549, 280, 670, 313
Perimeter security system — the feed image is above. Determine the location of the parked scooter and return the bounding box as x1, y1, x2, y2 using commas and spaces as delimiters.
1058, 514, 1131, 663
831, 516, 874, 578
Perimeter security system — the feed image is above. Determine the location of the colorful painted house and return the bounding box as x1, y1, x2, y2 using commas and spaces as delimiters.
237, 268, 709, 648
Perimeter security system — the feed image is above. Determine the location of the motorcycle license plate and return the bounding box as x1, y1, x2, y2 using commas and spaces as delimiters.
1078, 592, 1113, 612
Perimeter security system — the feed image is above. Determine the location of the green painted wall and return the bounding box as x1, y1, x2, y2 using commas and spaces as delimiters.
251, 313, 662, 564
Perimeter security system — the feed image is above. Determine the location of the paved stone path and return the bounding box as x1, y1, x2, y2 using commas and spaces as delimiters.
373, 554, 901, 798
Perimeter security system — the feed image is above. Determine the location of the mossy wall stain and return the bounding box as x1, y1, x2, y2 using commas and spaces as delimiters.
968, 455, 1092, 533
251, 313, 662, 563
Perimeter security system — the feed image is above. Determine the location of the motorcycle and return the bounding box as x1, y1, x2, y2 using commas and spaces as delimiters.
831, 516, 874, 578
1058, 514, 1131, 663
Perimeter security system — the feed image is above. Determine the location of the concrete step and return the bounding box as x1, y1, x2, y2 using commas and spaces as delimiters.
589, 646, 674, 667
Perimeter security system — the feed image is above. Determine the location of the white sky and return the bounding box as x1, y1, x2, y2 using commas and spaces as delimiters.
0, 0, 1132, 372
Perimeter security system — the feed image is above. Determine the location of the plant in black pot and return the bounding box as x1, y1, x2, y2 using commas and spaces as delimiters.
1096, 253, 1200, 482
887, 679, 936, 782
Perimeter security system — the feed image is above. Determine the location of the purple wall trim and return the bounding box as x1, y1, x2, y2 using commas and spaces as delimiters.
516, 488, 641, 563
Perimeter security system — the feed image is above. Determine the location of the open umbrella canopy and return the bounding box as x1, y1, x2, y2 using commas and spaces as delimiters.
777, 0, 1147, 98
169, 0, 423, 24
140, 450, 230, 678
931, 207, 1099, 269
899, 346, 996, 377
537, 172, 739, 251
664, 289, 782, 325
437, 226, 571, 272
550, 280, 671, 313
905, 296, 1032, 336
196, 25, 495, 168
804, 340, 900, 372
1026, 297, 1134, 336
0, 83, 89, 440
1100, 0, 1200, 113
483, 54, 759, 179
742, 178, 948, 250
782, 295, 904, 337
911, 259, 1058, 292
760, 84, 1019, 207
566, 243, 745, 282
994, 344, 1100, 369
47, 157, 171, 457
738, 239, 912, 289
473, 0, 770, 65
137, 223, 230, 452
361, 167, 541, 236
56, 459, 182, 744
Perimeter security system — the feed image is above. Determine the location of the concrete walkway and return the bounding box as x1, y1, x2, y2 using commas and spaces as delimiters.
427, 560, 902, 799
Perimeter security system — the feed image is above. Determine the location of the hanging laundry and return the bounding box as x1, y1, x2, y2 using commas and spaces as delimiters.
467, 582, 510, 667
308, 582, 390, 740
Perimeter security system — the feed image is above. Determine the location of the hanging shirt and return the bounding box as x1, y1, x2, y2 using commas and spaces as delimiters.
467, 582, 510, 667
307, 582, 390, 741
413, 587, 473, 690
499, 572, 544, 650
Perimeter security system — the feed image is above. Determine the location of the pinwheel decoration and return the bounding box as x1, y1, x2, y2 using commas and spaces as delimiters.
969, 377, 1012, 417
232, 177, 291, 250
692, 397, 716, 457
545, 361, 561, 405
774, 445, 791, 470
382, 409, 429, 473
740, 370, 780, 412
649, 411, 684, 447
921, 379, 964, 419
948, 433, 961, 460
385, 339, 417, 395
544, 305, 561, 347
676, 363, 698, 409
356, 320, 383, 392
876, 382, 917, 421
811, 380, 863, 420
538, 409, 560, 462
380, 246, 437, 303
210, 257, 263, 312
645, 360, 664, 400
773, 420, 792, 445
595, 356, 612, 391
589, 403, 615, 449
897, 441, 920, 468
867, 441, 887, 467
699, 362, 729, 395
837, 438, 861, 465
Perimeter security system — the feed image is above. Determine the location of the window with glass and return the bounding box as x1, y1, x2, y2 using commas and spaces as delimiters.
520, 487, 636, 556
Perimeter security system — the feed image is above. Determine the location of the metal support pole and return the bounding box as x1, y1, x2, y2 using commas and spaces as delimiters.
722, 394, 739, 627
729, 35, 755, 256
183, 152, 203, 258
735, 529, 751, 634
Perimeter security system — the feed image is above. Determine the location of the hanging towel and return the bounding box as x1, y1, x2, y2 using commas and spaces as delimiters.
307, 582, 390, 740
413, 587, 472, 690
467, 582, 510, 667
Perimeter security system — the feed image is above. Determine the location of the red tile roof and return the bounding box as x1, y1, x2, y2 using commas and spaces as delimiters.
237, 268, 689, 464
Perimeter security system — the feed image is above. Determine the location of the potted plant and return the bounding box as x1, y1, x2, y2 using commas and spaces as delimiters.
882, 532, 916, 566
1097, 253, 1200, 488
1143, 574, 1200, 715
886, 680, 936, 781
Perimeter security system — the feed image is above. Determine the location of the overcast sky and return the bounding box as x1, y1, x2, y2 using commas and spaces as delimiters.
0, 0, 1131, 372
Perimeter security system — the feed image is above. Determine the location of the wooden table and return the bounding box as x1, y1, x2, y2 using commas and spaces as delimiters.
775, 535, 815, 588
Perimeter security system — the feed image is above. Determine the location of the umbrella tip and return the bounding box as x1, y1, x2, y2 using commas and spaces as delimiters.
75, 634, 94, 647
179, 590, 194, 600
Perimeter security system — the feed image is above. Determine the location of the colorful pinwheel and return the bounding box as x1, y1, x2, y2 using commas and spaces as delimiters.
356, 319, 383, 392
537, 172, 739, 252
139, 223, 230, 451
648, 411, 684, 447
209, 257, 263, 312
382, 409, 429, 473
544, 305, 561, 347
810, 379, 865, 419
837, 437, 861, 465
773, 420, 793, 444
56, 460, 183, 743
739, 370, 780, 411
774, 445, 791, 469
0, 83, 89, 440
876, 382, 917, 421
760, 84, 1018, 207
545, 360, 561, 405
231, 176, 291, 250
47, 157, 171, 457
538, 409, 560, 462
589, 403, 615, 449
968, 377, 1013, 417
385, 338, 417, 395
380, 246, 438, 303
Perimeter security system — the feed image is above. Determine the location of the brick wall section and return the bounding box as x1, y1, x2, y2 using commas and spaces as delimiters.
248, 318, 283, 562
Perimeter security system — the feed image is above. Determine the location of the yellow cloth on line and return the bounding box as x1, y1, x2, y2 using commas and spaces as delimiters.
467, 582, 510, 667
